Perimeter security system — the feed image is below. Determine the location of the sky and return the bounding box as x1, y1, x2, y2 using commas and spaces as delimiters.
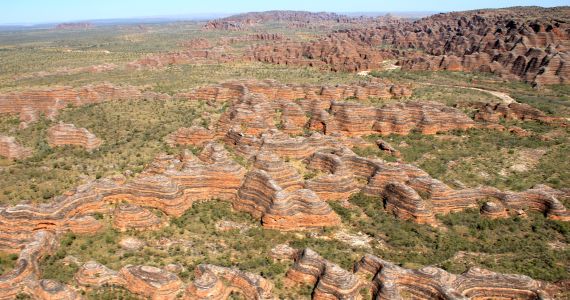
1, 0, 567, 25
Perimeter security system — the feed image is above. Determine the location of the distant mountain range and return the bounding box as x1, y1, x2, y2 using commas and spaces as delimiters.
0, 11, 435, 31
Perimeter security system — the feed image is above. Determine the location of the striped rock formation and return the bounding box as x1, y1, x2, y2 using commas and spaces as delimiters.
120, 265, 183, 300
175, 79, 411, 103
112, 203, 164, 232
0, 231, 57, 300
75, 261, 275, 300
75, 261, 126, 288
47, 122, 102, 151
236, 169, 341, 230
274, 247, 367, 299
216, 93, 277, 136
390, 7, 570, 86
274, 246, 554, 300
0, 143, 247, 254
106, 143, 246, 217
0, 135, 32, 160
308, 101, 475, 136
76, 262, 183, 300
186, 264, 275, 300
480, 201, 509, 219
383, 182, 437, 225
0, 83, 170, 125
474, 102, 568, 125
253, 152, 304, 191
165, 126, 215, 146
304, 147, 570, 225
304, 152, 360, 201
185, 267, 230, 300
249, 37, 392, 72
279, 102, 308, 135
32, 279, 79, 300
356, 254, 551, 299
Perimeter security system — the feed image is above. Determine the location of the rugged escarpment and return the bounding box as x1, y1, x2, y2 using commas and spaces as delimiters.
47, 122, 102, 150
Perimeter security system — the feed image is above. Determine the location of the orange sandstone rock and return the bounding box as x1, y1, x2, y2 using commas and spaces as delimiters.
47, 123, 102, 151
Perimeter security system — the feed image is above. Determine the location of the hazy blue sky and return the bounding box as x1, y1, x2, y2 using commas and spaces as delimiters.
2, 0, 567, 25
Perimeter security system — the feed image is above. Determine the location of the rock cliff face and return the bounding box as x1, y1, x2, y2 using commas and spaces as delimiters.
47, 123, 102, 151
0, 135, 32, 160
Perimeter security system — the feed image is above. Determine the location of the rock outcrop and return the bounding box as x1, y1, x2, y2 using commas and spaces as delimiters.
120, 265, 183, 300
236, 169, 341, 230
284, 248, 366, 299
0, 231, 57, 299
0, 83, 169, 126
165, 126, 215, 146
47, 123, 102, 151
75, 261, 125, 288
0, 135, 32, 160
112, 203, 164, 232
245, 7, 569, 85
357, 254, 550, 299
76, 262, 183, 300
274, 246, 554, 300
474, 102, 568, 125
175, 79, 411, 103
305, 147, 570, 225
391, 7, 570, 85
187, 264, 274, 300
